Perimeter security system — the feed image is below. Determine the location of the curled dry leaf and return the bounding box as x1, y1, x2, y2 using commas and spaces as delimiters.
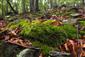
0, 19, 7, 30
51, 20, 63, 26
59, 39, 85, 57
0, 29, 32, 48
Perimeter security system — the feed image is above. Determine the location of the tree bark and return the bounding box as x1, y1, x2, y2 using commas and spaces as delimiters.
30, 0, 39, 13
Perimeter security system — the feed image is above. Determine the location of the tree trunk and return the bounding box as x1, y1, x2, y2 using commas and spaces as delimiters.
30, 0, 39, 13
6, 1, 9, 15
22, 0, 26, 13
6, 0, 18, 14
82, 0, 85, 5
35, 0, 39, 11
82, 0, 85, 13
15, 2, 18, 13
1, 0, 4, 17
30, 0, 34, 12
49, 0, 54, 9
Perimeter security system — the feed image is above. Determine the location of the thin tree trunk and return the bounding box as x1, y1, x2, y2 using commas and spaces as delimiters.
49, 0, 53, 9
22, 0, 26, 13
15, 3, 18, 13
6, 0, 17, 14
35, 0, 39, 11
2, 0, 4, 17
82, 0, 85, 5
82, 0, 85, 13
6, 1, 9, 14
30, 0, 39, 13
30, 0, 34, 12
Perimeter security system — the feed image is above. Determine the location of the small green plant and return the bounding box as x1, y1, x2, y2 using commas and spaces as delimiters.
7, 19, 78, 46
32, 41, 53, 55
7, 19, 80, 56
79, 21, 85, 36
79, 21, 85, 26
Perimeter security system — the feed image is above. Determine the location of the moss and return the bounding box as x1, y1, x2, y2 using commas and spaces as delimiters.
32, 41, 54, 55
7, 19, 78, 47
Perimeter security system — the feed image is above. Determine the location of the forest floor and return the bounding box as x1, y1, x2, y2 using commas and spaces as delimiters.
0, 8, 85, 57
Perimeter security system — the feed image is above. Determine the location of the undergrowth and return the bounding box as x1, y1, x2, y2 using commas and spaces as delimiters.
7, 19, 82, 55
